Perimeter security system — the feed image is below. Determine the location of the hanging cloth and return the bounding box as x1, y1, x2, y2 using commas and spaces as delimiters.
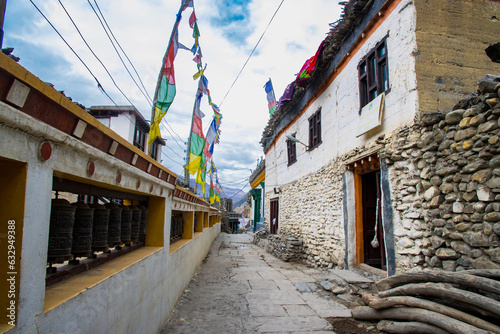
371, 198, 380, 248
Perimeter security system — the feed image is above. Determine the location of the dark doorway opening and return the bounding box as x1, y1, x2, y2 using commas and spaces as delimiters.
361, 169, 386, 270
270, 198, 279, 234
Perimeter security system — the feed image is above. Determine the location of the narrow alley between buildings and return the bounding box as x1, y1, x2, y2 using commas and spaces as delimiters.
160, 233, 379, 334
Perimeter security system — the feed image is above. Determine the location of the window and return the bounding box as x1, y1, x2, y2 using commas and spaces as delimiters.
308, 108, 322, 150
358, 37, 389, 109
151, 141, 159, 161
286, 133, 297, 166
133, 126, 146, 152
97, 117, 110, 127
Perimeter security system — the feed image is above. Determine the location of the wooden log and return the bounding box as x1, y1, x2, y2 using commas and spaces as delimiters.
351, 306, 492, 334
376, 271, 500, 296
456, 269, 500, 281
378, 283, 500, 318
377, 320, 450, 334
369, 295, 500, 333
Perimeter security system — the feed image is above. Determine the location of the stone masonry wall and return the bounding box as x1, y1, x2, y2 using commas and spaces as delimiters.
265, 75, 500, 273
382, 75, 500, 272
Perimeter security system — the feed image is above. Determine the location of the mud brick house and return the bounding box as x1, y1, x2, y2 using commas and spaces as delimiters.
261, 0, 500, 277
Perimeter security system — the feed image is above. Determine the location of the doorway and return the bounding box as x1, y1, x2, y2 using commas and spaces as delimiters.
352, 155, 386, 270
270, 198, 279, 234
361, 170, 386, 269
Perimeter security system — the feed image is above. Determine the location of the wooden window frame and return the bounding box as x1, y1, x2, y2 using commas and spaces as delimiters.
358, 36, 389, 110
308, 108, 322, 151
151, 140, 159, 161
286, 133, 297, 166
133, 126, 146, 152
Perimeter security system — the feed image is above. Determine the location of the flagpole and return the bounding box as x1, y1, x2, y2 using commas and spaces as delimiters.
184, 77, 205, 187
149, 0, 191, 154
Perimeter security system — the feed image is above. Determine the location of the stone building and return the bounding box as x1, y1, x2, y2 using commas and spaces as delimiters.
261, 0, 500, 276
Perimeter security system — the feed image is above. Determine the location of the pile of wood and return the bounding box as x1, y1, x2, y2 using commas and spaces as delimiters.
351, 269, 500, 334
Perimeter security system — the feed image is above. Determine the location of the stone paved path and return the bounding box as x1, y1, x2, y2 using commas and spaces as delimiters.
160, 233, 356, 334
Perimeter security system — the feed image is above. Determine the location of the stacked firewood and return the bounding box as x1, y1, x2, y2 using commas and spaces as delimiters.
351, 270, 500, 334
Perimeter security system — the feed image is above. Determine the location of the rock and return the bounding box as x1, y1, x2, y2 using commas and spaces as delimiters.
493, 222, 500, 234
421, 113, 443, 126
477, 74, 500, 94
490, 155, 500, 168
463, 231, 490, 247
450, 241, 472, 255
435, 248, 459, 260
473, 255, 500, 269
454, 128, 476, 141
319, 280, 334, 290
469, 114, 486, 127
478, 120, 499, 133
484, 248, 500, 263
477, 186, 494, 201
424, 186, 440, 201
484, 212, 500, 222
472, 169, 492, 183
463, 161, 487, 173
431, 235, 446, 249
445, 109, 465, 124
452, 202, 464, 213
442, 260, 458, 271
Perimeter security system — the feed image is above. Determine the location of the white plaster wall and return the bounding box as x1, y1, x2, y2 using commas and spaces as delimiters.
266, 0, 418, 189
109, 112, 136, 145
0, 103, 220, 334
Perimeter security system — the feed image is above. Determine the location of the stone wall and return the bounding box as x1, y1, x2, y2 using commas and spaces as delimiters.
265, 75, 500, 273
382, 75, 500, 272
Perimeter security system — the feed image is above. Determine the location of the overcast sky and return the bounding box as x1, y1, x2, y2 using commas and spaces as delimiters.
4, 0, 342, 196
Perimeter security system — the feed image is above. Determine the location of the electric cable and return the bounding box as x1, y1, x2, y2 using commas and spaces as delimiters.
29, 0, 117, 105
57, 0, 137, 109
219, 0, 286, 106
92, 0, 153, 105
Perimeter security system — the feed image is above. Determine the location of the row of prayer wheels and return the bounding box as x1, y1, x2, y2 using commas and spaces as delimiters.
47, 199, 148, 264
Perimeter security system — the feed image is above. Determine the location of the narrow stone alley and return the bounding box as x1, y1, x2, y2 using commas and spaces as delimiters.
160, 233, 379, 334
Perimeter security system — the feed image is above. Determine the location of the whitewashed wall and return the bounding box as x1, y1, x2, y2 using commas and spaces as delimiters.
266, 0, 418, 190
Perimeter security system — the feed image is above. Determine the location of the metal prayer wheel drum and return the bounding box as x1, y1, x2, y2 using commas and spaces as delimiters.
71, 203, 94, 257
139, 205, 148, 243
48, 199, 76, 263
130, 206, 141, 243
120, 205, 132, 245
91, 204, 110, 251
105, 203, 122, 246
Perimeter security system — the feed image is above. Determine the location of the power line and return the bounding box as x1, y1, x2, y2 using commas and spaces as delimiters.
57, 0, 136, 108
219, 0, 286, 106
92, 0, 153, 105
29, 0, 117, 105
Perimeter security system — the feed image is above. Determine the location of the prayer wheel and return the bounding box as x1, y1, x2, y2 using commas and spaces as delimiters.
120, 205, 132, 245
91, 204, 110, 251
130, 206, 141, 243
105, 203, 122, 246
48, 199, 76, 263
139, 205, 148, 243
71, 202, 94, 257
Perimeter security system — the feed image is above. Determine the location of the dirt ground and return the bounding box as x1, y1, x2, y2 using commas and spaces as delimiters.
327, 318, 382, 334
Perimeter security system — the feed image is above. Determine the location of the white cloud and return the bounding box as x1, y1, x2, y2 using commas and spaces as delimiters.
4, 0, 342, 193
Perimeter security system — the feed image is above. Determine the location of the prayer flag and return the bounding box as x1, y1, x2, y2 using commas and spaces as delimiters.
264, 79, 276, 116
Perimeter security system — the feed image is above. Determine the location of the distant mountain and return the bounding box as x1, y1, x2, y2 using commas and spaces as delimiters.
177, 175, 248, 205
